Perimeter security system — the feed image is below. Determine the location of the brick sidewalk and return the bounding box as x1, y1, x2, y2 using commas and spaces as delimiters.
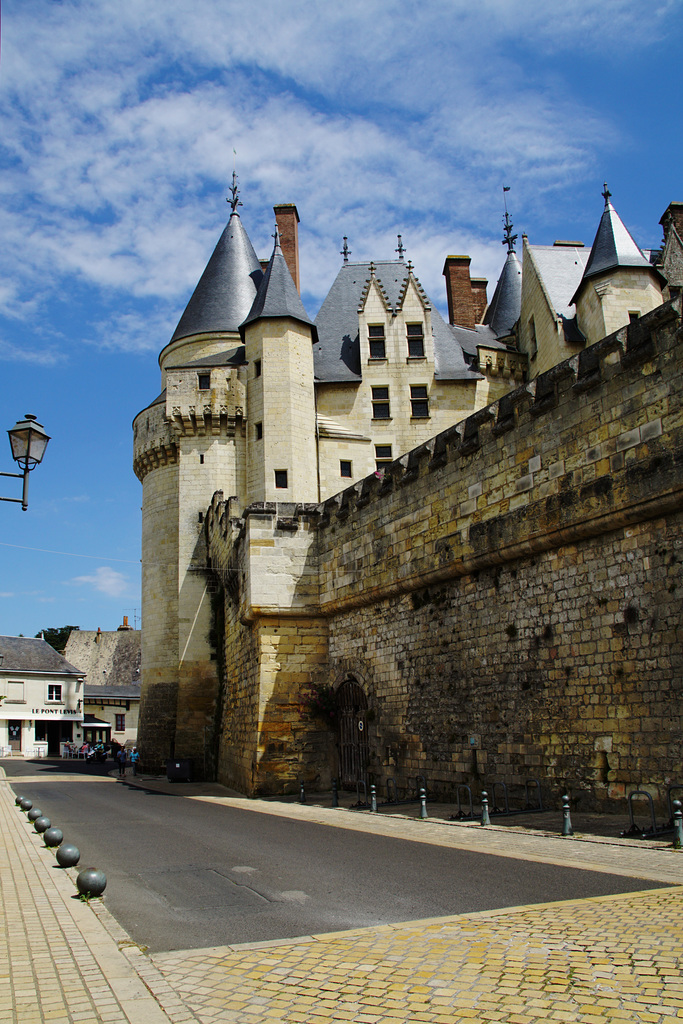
3, 766, 683, 1023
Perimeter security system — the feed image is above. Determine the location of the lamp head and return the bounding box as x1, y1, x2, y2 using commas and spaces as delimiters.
8, 414, 50, 470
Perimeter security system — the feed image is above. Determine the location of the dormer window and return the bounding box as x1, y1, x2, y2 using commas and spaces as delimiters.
197, 373, 211, 390
407, 323, 425, 358
368, 325, 386, 359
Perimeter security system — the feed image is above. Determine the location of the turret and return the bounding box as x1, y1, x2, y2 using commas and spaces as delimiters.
240, 228, 319, 504
571, 184, 664, 344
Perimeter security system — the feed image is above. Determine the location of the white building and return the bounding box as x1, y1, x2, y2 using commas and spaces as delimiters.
0, 636, 85, 757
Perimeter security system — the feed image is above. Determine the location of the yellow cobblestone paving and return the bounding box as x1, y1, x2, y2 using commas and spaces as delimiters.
152, 888, 683, 1024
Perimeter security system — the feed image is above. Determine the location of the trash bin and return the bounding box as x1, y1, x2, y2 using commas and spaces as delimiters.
166, 758, 192, 782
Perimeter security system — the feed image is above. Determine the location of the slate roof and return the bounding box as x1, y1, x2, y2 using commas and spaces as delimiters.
240, 236, 317, 341
84, 683, 141, 699
170, 213, 263, 342
166, 347, 246, 370
484, 250, 522, 337
314, 261, 479, 383
527, 245, 591, 318
571, 196, 661, 304
0, 636, 84, 676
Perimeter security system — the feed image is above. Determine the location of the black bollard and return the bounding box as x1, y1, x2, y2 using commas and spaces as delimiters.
562, 794, 574, 837
332, 777, 339, 808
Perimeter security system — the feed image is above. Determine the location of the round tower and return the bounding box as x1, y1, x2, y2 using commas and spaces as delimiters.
133, 181, 263, 773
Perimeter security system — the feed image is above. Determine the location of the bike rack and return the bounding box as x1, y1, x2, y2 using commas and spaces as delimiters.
524, 777, 544, 812
489, 781, 509, 816
449, 784, 475, 821
353, 778, 369, 808
621, 789, 672, 838
488, 778, 547, 817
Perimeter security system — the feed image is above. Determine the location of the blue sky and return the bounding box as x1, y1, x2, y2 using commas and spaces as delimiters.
1, 0, 681, 638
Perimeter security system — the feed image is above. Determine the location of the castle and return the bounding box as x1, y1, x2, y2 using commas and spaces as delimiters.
134, 182, 683, 810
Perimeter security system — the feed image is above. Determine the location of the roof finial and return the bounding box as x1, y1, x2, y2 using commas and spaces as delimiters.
272, 223, 282, 252
602, 182, 612, 208
228, 170, 242, 214
395, 234, 406, 260
502, 186, 517, 254
340, 236, 351, 263
406, 259, 413, 273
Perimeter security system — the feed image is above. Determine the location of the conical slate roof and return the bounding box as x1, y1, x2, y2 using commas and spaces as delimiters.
170, 213, 263, 343
240, 234, 317, 341
484, 250, 522, 337
571, 190, 654, 304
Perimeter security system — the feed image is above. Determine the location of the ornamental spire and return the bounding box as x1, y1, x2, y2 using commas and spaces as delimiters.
502, 186, 517, 254
340, 236, 351, 263
395, 234, 406, 259
228, 170, 242, 214
602, 181, 612, 208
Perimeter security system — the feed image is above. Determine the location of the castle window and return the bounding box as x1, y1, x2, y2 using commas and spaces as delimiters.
255, 422, 263, 440
528, 316, 537, 360
47, 684, 62, 703
199, 453, 204, 464
340, 460, 352, 478
629, 311, 640, 323
254, 359, 262, 377
115, 714, 125, 732
375, 444, 392, 470
274, 469, 288, 489
372, 386, 391, 419
410, 385, 429, 418
368, 325, 386, 359
407, 323, 425, 358
197, 373, 211, 390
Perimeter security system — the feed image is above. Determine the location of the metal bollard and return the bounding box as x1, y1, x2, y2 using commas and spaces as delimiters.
673, 800, 683, 850
419, 787, 428, 819
332, 777, 339, 808
370, 784, 377, 812
299, 780, 306, 804
481, 791, 490, 826
562, 794, 574, 837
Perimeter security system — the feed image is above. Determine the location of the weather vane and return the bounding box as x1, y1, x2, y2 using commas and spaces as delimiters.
340, 237, 351, 263
228, 169, 242, 213
502, 186, 517, 254
395, 234, 406, 259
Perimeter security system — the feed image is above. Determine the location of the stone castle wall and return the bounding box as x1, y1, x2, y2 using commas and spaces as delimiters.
207, 298, 683, 807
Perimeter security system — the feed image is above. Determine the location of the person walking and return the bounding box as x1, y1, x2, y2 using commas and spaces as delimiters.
117, 746, 127, 777
130, 747, 140, 776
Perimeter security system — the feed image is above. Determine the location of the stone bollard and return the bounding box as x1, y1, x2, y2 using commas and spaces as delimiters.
299, 781, 306, 805
562, 794, 574, 837
331, 777, 339, 808
481, 791, 490, 826
673, 800, 683, 850
419, 787, 428, 820
370, 784, 377, 813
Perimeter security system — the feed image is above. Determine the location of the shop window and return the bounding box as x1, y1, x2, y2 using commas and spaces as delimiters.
375, 444, 393, 470
115, 714, 125, 732
340, 460, 352, 478
407, 323, 425, 358
410, 384, 430, 418
371, 386, 391, 419
368, 325, 386, 359
274, 469, 288, 489
47, 684, 62, 703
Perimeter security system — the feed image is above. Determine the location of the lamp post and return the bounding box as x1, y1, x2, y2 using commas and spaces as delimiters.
0, 414, 50, 511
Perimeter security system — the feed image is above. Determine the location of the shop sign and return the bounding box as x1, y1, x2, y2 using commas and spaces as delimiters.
31, 708, 82, 718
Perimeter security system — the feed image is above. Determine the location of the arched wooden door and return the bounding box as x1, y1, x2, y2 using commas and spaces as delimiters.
336, 677, 369, 788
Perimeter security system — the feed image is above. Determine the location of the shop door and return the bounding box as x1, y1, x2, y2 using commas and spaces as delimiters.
337, 678, 369, 788
47, 723, 62, 757
8, 721, 21, 752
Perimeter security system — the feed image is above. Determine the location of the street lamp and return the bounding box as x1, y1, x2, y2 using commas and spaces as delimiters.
1, 414, 51, 511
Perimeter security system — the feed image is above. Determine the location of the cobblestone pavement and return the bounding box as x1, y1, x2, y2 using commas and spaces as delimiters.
150, 888, 683, 1024
3, 763, 683, 1023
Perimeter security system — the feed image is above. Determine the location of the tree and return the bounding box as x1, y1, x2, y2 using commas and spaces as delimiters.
36, 626, 79, 654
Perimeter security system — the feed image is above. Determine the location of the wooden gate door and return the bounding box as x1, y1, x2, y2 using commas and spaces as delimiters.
8, 721, 21, 752
337, 678, 369, 788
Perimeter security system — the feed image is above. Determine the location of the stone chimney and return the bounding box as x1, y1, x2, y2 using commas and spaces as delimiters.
273, 204, 300, 292
443, 255, 485, 330
660, 201, 683, 241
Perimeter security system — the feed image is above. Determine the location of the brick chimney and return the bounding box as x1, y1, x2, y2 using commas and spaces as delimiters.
273, 204, 300, 292
442, 255, 484, 330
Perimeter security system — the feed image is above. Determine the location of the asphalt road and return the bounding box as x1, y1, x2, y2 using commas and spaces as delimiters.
5, 760, 664, 954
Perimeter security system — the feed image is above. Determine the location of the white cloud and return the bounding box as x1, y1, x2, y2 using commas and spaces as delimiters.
68, 566, 130, 597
